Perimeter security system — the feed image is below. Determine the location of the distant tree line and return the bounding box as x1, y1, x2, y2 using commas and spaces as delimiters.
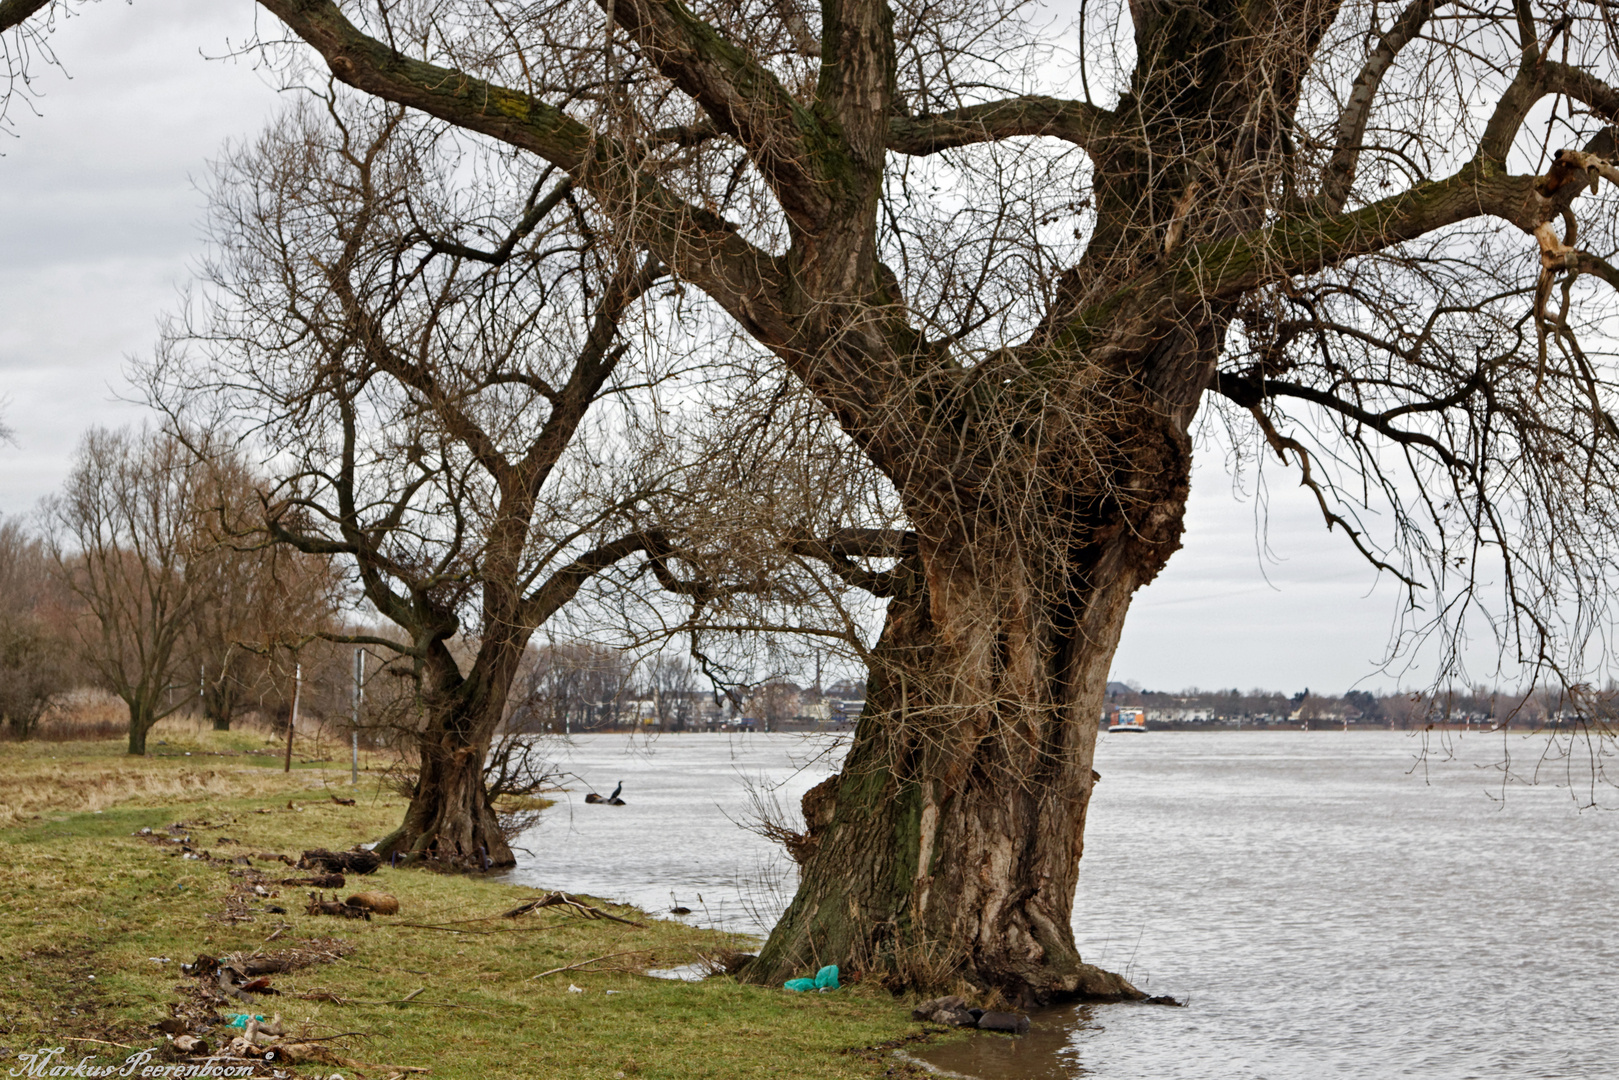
0, 427, 358, 748
1105, 683, 1602, 729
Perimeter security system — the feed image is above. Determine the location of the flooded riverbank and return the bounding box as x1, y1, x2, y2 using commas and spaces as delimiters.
507, 729, 1618, 1078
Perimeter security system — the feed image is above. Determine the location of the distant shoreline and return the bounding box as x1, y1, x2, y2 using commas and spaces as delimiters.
541, 722, 1553, 736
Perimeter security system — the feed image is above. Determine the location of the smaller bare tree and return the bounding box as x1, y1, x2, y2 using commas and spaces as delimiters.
45, 427, 203, 754
0, 515, 75, 738
184, 453, 340, 730
152, 88, 678, 867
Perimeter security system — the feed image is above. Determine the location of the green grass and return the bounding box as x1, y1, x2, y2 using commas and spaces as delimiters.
0, 735, 929, 1079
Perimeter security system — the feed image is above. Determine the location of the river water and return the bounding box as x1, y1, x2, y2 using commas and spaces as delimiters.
502, 729, 1619, 1079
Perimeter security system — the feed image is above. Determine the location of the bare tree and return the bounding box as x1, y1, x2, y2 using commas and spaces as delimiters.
17, 0, 1619, 1005
510, 641, 636, 733
183, 451, 342, 730
44, 428, 204, 755
645, 652, 698, 730
0, 515, 74, 738
151, 90, 673, 868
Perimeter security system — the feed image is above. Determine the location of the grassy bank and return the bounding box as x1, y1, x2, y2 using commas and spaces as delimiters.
0, 728, 928, 1079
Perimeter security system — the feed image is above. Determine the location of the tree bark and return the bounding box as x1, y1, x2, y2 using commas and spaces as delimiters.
374, 721, 513, 869
756, 358, 1201, 1003
126, 695, 159, 756
372, 643, 524, 869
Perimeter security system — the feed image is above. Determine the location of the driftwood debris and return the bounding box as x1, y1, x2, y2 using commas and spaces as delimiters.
346, 892, 400, 916
501, 892, 644, 927
306, 892, 371, 920
298, 848, 382, 875
280, 872, 346, 889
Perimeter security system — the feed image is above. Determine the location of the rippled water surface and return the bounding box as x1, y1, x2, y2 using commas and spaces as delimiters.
504, 730, 1619, 1078
501, 730, 839, 932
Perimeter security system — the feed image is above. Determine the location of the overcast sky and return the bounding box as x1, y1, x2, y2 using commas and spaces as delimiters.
0, 2, 1453, 695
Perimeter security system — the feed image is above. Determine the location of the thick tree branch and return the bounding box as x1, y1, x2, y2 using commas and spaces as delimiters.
316, 629, 421, 655
415, 178, 573, 265
1213, 371, 1467, 471
1479, 53, 1551, 163
515, 255, 664, 488
521, 531, 657, 626
596, 0, 841, 227
1542, 60, 1619, 124
887, 96, 1113, 156
1570, 249, 1619, 291
818, 0, 895, 172
0, 0, 49, 33
256, 0, 792, 341
787, 529, 918, 597
1161, 164, 1568, 307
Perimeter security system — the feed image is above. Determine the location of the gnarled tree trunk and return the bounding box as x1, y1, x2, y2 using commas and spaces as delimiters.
376, 720, 512, 868
756, 345, 1206, 1003
373, 644, 525, 869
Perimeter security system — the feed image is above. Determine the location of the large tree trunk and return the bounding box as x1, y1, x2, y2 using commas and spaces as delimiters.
374, 644, 525, 870
755, 544, 1178, 1003
375, 722, 513, 869
755, 328, 1211, 1004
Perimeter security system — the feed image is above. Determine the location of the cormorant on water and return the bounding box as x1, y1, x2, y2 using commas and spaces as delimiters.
586, 781, 626, 805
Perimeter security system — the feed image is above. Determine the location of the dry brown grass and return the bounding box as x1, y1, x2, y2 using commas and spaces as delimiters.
0, 760, 329, 827
0, 706, 391, 827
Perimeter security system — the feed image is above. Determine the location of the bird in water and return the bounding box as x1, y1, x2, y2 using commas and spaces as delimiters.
669, 891, 691, 916
585, 781, 626, 805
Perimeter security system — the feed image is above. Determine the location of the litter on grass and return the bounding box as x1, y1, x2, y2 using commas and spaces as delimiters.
783, 965, 839, 992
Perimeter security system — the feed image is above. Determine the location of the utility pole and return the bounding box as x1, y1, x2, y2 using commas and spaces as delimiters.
352, 648, 364, 785
283, 662, 301, 774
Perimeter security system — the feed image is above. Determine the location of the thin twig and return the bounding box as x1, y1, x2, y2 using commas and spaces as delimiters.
62, 1037, 136, 1049
529, 951, 646, 980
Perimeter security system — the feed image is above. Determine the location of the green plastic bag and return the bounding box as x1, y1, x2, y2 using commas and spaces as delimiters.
784, 964, 840, 992
227, 1014, 265, 1028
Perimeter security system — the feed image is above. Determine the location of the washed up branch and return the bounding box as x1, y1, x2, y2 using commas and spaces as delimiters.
502, 891, 646, 926
529, 951, 648, 981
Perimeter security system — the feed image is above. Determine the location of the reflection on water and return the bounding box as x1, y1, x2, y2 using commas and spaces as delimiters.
502, 729, 1619, 1079
906, 1005, 1107, 1079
